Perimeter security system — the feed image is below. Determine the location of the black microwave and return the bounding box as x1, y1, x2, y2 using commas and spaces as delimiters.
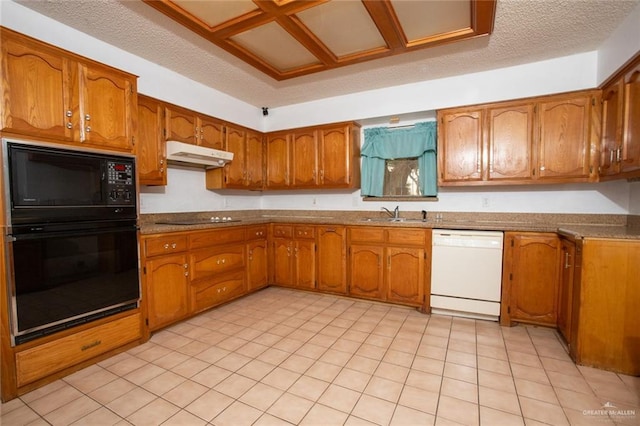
4, 139, 137, 226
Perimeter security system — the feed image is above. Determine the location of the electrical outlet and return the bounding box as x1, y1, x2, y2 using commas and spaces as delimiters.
312, 197, 317, 205
482, 197, 490, 208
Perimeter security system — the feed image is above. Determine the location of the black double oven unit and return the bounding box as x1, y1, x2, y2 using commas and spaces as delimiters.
3, 139, 140, 345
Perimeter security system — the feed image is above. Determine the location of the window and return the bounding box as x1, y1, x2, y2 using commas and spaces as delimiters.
361, 121, 437, 198
383, 158, 421, 196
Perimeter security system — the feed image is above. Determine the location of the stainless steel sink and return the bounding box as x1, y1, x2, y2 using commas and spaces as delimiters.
360, 217, 425, 223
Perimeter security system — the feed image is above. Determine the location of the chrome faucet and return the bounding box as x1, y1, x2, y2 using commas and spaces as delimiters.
382, 206, 400, 219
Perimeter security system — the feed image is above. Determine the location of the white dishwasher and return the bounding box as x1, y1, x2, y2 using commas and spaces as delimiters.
431, 229, 504, 321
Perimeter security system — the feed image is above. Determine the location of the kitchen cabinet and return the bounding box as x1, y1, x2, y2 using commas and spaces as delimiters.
265, 122, 361, 190
317, 226, 347, 294
557, 236, 577, 343
348, 226, 429, 309
137, 95, 166, 185
500, 232, 560, 327
1, 28, 137, 152
600, 56, 640, 179
437, 90, 600, 186
206, 127, 264, 190
569, 238, 640, 375
271, 225, 316, 289
142, 234, 190, 331
246, 226, 269, 291
165, 104, 225, 149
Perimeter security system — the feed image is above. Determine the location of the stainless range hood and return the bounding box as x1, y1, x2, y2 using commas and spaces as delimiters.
166, 140, 233, 169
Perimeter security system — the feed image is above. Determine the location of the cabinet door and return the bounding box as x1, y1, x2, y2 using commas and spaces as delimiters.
77, 62, 135, 151
622, 63, 640, 174
1, 31, 74, 141
317, 227, 347, 294
507, 233, 560, 326
291, 130, 318, 187
319, 125, 351, 186
224, 125, 247, 187
247, 239, 269, 291
137, 95, 166, 185
246, 130, 264, 189
273, 239, 294, 286
487, 103, 534, 181
165, 105, 197, 144
145, 254, 189, 331
266, 133, 290, 188
386, 247, 425, 305
198, 116, 225, 150
537, 95, 593, 180
294, 240, 316, 290
438, 109, 484, 183
600, 79, 624, 176
557, 238, 575, 342
349, 245, 384, 299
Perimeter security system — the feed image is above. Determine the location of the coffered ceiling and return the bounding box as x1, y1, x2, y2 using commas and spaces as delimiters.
11, 0, 640, 108
143, 0, 495, 80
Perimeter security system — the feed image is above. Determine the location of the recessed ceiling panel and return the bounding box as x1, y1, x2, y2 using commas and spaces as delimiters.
296, 1, 387, 57
391, 0, 471, 42
230, 21, 320, 72
172, 0, 258, 28
143, 0, 496, 80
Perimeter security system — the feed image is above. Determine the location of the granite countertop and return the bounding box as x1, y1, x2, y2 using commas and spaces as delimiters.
139, 210, 640, 240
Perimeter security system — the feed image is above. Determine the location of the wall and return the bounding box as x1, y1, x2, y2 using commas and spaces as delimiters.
630, 182, 640, 215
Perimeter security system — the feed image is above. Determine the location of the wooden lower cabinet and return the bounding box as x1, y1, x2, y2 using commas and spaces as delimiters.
501, 232, 560, 326
348, 227, 430, 309
569, 238, 640, 375
15, 313, 141, 388
246, 226, 269, 291
144, 253, 190, 331
317, 226, 347, 294
557, 237, 577, 342
271, 225, 316, 290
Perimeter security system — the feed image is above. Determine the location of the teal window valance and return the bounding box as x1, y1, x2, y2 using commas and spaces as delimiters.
361, 121, 437, 197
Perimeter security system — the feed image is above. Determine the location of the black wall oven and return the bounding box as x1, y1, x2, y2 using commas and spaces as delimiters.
3, 139, 140, 345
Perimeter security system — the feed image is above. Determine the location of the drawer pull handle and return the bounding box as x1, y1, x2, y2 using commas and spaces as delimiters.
81, 340, 101, 351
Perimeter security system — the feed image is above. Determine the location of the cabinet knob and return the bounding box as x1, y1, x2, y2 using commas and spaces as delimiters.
85, 114, 91, 121
66, 123, 73, 129
171, 243, 177, 249
539, 165, 545, 171
164, 243, 169, 249
66, 110, 72, 117
184, 264, 188, 269
85, 126, 91, 132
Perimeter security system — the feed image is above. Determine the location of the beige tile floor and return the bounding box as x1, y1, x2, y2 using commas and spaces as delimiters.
1, 287, 639, 426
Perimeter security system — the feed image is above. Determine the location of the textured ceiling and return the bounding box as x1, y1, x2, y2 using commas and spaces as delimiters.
14, 0, 640, 108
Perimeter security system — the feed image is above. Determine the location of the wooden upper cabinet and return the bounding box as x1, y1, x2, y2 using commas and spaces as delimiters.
224, 125, 247, 187
291, 129, 318, 187
600, 78, 624, 177
537, 93, 596, 181
1, 28, 136, 152
622, 62, 640, 175
198, 116, 225, 150
245, 130, 264, 188
487, 103, 534, 182
165, 105, 197, 145
438, 108, 484, 183
266, 132, 291, 188
438, 90, 599, 186
1, 30, 73, 141
137, 95, 166, 186
319, 124, 360, 187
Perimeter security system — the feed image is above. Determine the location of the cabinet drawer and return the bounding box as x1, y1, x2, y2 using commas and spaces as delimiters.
189, 227, 245, 249
245, 225, 268, 240
15, 313, 141, 387
144, 235, 188, 257
294, 226, 315, 239
273, 225, 293, 238
387, 229, 426, 246
349, 227, 384, 243
192, 270, 246, 312
190, 245, 245, 282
